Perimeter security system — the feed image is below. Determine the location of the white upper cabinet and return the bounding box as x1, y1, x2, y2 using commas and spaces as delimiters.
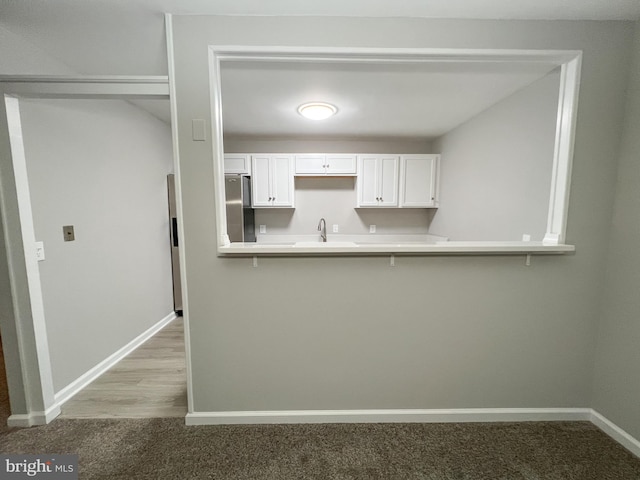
326, 155, 357, 175
271, 155, 295, 207
251, 155, 295, 208
356, 155, 399, 207
399, 155, 440, 208
247, 152, 437, 209
251, 155, 272, 207
224, 154, 251, 175
379, 157, 399, 206
294, 155, 326, 175
295, 154, 357, 176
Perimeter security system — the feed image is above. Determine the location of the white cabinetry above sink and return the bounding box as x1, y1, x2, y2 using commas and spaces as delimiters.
227, 152, 439, 210
357, 154, 440, 208
295, 154, 357, 176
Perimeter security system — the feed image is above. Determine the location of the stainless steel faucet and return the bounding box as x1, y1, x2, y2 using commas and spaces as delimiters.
317, 218, 327, 242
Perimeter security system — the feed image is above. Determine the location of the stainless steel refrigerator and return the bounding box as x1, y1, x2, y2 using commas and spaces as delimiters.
167, 174, 183, 315
225, 174, 256, 242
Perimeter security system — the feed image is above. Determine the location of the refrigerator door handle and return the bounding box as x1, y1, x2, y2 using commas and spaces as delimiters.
172, 217, 179, 247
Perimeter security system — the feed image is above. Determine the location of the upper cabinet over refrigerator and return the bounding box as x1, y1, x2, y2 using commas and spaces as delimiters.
251, 154, 295, 208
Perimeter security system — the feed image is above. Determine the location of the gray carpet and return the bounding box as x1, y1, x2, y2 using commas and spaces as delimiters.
1, 419, 640, 479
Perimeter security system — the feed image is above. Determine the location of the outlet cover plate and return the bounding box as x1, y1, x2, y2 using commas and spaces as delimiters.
63, 225, 75, 241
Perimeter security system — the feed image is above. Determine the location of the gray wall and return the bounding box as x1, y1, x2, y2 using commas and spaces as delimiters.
171, 16, 634, 413
0, 25, 72, 75
225, 137, 434, 236
224, 136, 433, 154
592, 21, 640, 440
19, 98, 174, 392
430, 69, 559, 241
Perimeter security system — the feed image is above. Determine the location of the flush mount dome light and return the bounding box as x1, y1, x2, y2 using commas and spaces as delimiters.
297, 102, 338, 120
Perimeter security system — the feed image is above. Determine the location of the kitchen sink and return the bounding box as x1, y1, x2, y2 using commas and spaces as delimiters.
294, 241, 358, 248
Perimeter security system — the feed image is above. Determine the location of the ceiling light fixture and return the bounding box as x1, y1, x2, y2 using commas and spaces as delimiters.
297, 102, 338, 120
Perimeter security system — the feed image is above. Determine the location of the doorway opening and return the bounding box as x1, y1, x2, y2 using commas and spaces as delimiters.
0, 77, 190, 424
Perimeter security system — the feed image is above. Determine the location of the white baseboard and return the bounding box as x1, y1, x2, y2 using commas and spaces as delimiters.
185, 407, 640, 459
8, 404, 61, 427
185, 408, 591, 426
591, 410, 640, 459
53, 311, 177, 408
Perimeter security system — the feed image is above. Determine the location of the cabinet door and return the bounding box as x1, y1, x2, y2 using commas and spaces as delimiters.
224, 154, 251, 175
378, 156, 399, 206
295, 154, 326, 175
399, 155, 438, 207
325, 155, 357, 175
251, 155, 272, 207
357, 156, 380, 207
271, 155, 295, 207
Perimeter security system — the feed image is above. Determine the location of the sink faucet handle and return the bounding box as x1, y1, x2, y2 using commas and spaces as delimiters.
317, 218, 327, 242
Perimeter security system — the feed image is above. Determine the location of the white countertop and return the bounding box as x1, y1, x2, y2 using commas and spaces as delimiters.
219, 238, 576, 255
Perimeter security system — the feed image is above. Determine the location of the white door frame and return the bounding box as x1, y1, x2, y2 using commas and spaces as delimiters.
0, 76, 170, 426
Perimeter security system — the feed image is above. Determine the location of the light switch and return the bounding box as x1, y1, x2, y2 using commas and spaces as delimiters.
192, 119, 206, 141
259, 225, 266, 234
35, 241, 45, 261
332, 224, 339, 233
63, 225, 75, 241
369, 225, 376, 234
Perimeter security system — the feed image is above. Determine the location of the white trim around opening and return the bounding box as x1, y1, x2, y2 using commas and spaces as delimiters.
206, 46, 582, 255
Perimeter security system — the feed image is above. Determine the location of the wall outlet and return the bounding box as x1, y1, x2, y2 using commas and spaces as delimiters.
522, 234, 531, 242
332, 224, 339, 233
259, 225, 266, 234
369, 225, 376, 234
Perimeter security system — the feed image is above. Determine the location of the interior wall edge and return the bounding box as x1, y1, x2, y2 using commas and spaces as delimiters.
589, 19, 640, 442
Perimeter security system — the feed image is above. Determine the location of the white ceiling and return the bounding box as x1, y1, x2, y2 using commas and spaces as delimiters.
221, 60, 560, 139
0, 0, 639, 76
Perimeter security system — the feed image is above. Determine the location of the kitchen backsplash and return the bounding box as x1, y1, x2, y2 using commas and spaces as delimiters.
254, 177, 435, 237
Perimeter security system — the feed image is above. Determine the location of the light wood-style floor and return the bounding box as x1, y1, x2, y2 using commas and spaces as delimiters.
60, 317, 187, 418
